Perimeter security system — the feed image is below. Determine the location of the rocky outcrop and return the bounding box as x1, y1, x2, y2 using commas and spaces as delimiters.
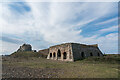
17, 44, 32, 52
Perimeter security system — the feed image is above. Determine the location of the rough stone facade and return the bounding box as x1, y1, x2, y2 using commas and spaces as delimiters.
17, 44, 32, 52
38, 49, 49, 55
38, 49, 49, 57
47, 43, 103, 61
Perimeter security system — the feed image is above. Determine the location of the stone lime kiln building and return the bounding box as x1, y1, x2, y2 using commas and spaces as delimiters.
47, 43, 103, 61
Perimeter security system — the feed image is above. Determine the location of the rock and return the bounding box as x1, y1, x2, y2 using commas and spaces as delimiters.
17, 44, 32, 52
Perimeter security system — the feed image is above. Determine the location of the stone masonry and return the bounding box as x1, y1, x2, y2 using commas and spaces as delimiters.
47, 43, 103, 61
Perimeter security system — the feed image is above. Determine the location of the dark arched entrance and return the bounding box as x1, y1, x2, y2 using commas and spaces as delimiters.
57, 49, 61, 59
81, 52, 85, 58
90, 52, 93, 56
50, 53, 52, 58
98, 53, 100, 56
63, 52, 67, 59
53, 52, 56, 58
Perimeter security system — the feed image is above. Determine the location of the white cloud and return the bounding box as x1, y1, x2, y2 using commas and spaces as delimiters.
96, 17, 118, 25
96, 33, 118, 54
74, 17, 98, 27
0, 2, 118, 54
0, 40, 20, 55
78, 33, 118, 54
1, 0, 120, 2
99, 26, 118, 32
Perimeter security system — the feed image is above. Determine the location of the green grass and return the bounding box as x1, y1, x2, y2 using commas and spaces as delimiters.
10, 51, 47, 58
3, 53, 120, 78
3, 54, 119, 78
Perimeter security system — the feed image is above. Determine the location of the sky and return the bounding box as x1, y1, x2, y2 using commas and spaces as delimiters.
0, 0, 119, 55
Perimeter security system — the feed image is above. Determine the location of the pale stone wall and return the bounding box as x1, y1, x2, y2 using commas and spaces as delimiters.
47, 43, 73, 61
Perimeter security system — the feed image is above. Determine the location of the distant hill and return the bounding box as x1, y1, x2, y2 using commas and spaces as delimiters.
11, 51, 47, 58
10, 44, 49, 58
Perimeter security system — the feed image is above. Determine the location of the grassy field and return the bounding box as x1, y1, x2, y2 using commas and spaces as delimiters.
2, 52, 120, 78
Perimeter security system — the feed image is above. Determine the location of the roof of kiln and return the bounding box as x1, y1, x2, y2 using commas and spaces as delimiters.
49, 42, 98, 48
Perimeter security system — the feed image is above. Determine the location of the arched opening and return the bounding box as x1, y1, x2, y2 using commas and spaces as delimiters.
63, 52, 67, 59
57, 49, 61, 58
98, 53, 100, 56
81, 52, 85, 58
90, 52, 93, 56
50, 53, 52, 58
69, 53, 72, 59
53, 52, 56, 57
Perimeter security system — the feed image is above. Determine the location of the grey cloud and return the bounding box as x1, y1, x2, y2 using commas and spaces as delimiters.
1, 36, 24, 44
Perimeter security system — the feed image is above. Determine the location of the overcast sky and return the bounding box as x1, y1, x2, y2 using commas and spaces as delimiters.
0, 0, 119, 55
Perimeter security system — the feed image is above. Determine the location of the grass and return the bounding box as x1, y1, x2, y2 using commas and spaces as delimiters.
10, 51, 47, 58
3, 52, 120, 78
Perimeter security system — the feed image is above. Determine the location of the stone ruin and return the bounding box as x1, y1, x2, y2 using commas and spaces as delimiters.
47, 43, 103, 61
17, 44, 32, 52
16, 42, 103, 61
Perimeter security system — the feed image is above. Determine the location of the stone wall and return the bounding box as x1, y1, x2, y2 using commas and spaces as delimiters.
72, 43, 103, 61
47, 43, 103, 61
38, 48, 49, 55
47, 43, 73, 61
